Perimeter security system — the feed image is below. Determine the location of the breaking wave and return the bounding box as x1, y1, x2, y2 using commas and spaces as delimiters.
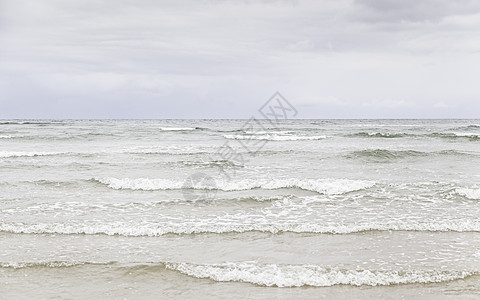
92, 177, 375, 195
451, 124, 480, 131
456, 188, 480, 200
346, 149, 426, 160
429, 133, 480, 141
0, 261, 114, 269
2, 260, 475, 287
159, 127, 196, 131
349, 132, 409, 138
345, 149, 474, 160
223, 134, 327, 141
0, 135, 15, 139
0, 151, 68, 158
2, 219, 480, 236
164, 262, 477, 287
0, 121, 64, 125
349, 131, 480, 141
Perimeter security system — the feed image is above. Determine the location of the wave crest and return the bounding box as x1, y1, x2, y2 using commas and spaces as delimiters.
165, 262, 476, 287
350, 132, 408, 138
456, 188, 480, 200
2, 260, 475, 287
2, 219, 480, 236
93, 177, 375, 195
159, 127, 196, 131
429, 133, 480, 141
224, 134, 326, 141
346, 149, 426, 160
345, 149, 474, 160
0, 151, 67, 158
0, 261, 114, 269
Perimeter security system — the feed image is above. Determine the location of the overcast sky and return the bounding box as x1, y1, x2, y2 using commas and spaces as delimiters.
1, 0, 480, 119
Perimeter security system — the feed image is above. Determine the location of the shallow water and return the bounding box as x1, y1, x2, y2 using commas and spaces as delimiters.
1, 119, 480, 299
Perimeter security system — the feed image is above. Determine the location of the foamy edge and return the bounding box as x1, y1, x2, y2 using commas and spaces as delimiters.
2, 219, 480, 236
93, 177, 375, 195
165, 262, 476, 287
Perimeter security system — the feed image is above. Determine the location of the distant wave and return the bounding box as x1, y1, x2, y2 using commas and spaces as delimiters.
123, 149, 295, 156
3, 219, 480, 236
123, 149, 210, 156
456, 188, 480, 200
0, 196, 293, 216
93, 177, 375, 195
242, 131, 295, 135
349, 132, 409, 138
345, 149, 475, 160
25, 179, 80, 188
0, 148, 210, 158
349, 131, 480, 141
224, 134, 327, 141
174, 159, 244, 169
451, 124, 480, 131
117, 148, 296, 156
0, 132, 121, 141
159, 127, 197, 131
429, 133, 480, 141
0, 121, 63, 125
0, 148, 294, 159
346, 149, 426, 160
0, 151, 68, 158
164, 262, 477, 287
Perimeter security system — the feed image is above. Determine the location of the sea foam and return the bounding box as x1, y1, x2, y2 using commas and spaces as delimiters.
165, 262, 475, 287
456, 188, 480, 200
159, 127, 196, 131
93, 177, 375, 195
2, 219, 480, 236
223, 134, 327, 141
0, 151, 67, 158
1, 260, 474, 287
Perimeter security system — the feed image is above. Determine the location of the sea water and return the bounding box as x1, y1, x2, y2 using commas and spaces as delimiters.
1, 119, 479, 299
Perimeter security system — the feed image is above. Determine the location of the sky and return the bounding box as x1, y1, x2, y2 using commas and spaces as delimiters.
1, 0, 480, 119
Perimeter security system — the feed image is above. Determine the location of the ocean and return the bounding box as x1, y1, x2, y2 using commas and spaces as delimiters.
1, 119, 480, 299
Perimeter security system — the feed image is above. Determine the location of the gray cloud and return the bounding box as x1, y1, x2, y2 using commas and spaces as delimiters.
354, 0, 480, 22
1, 0, 479, 118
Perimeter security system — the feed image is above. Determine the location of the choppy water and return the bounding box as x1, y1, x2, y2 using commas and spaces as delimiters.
1, 119, 480, 299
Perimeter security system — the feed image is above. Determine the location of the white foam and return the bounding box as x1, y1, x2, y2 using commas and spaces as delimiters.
120, 145, 215, 155
94, 177, 375, 195
243, 131, 294, 135
456, 188, 480, 200
95, 177, 183, 191
0, 261, 115, 269
452, 132, 480, 138
0, 261, 87, 269
224, 134, 327, 141
0, 151, 66, 158
2, 260, 474, 286
165, 262, 475, 287
159, 127, 196, 131
2, 219, 480, 236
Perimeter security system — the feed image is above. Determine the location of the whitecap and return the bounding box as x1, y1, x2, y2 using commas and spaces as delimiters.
165, 262, 476, 287
223, 134, 327, 141
0, 151, 67, 158
456, 188, 480, 200
93, 177, 375, 195
159, 127, 196, 131
3, 218, 480, 236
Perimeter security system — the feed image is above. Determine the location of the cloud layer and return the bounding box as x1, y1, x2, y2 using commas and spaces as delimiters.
1, 0, 480, 118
